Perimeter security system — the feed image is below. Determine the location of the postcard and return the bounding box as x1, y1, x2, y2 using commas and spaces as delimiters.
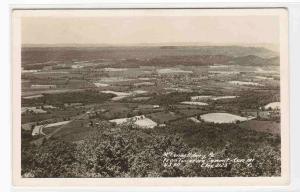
12, 8, 289, 186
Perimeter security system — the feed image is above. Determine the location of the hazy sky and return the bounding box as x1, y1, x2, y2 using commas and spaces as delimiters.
21, 12, 280, 46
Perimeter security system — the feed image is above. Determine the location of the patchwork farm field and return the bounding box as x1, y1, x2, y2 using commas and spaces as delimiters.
21, 46, 282, 178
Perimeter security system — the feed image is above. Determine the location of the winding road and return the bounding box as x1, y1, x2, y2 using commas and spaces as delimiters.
31, 108, 94, 146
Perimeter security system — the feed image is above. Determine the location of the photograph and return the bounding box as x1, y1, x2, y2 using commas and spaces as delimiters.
12, 9, 289, 186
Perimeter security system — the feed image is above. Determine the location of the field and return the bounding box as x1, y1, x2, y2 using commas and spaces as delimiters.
240, 120, 280, 136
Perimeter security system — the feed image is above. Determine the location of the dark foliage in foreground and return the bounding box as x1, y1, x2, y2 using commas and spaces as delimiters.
21, 121, 281, 178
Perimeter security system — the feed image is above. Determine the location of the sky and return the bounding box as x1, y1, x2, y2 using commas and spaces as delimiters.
21, 11, 280, 47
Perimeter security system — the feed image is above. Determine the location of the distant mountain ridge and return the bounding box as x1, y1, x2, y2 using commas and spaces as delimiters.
23, 42, 278, 51
22, 46, 279, 67
231, 55, 279, 66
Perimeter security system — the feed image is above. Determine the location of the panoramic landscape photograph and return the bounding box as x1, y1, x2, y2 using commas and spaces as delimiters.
19, 10, 283, 178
